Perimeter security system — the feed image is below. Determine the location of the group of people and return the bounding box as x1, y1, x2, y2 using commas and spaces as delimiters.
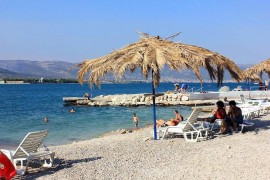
154, 99, 243, 134
199, 100, 243, 134
174, 83, 188, 93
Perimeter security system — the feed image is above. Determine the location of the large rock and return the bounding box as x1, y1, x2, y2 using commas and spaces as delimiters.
219, 86, 230, 92
181, 95, 189, 101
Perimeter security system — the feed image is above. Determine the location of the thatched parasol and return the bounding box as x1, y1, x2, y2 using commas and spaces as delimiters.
74, 33, 245, 140
243, 68, 262, 82
243, 58, 270, 80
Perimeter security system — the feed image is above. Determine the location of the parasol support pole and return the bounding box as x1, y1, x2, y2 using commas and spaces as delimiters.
152, 69, 157, 140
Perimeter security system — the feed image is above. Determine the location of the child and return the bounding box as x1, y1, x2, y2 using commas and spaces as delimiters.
133, 113, 139, 127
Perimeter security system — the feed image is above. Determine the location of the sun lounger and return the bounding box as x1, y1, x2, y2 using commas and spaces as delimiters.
210, 119, 223, 131
1, 130, 55, 175
239, 94, 270, 116
159, 108, 209, 142
239, 119, 254, 133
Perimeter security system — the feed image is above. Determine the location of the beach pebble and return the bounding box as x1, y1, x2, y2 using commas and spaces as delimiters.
143, 137, 150, 142
120, 130, 127, 134
26, 117, 270, 180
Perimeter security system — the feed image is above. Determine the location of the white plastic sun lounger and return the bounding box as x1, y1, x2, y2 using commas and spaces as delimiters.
160, 108, 209, 142
1, 130, 55, 175
239, 119, 255, 133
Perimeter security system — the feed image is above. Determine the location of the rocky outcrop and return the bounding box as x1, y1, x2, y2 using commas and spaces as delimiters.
87, 93, 190, 107
64, 90, 270, 107
63, 93, 192, 107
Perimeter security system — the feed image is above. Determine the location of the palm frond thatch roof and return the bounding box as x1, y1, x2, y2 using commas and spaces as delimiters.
243, 68, 262, 82
243, 58, 270, 80
74, 33, 245, 88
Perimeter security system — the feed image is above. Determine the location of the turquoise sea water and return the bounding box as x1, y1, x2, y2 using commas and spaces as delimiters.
0, 82, 250, 148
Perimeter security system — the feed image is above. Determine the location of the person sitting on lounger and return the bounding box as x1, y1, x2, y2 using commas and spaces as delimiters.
197, 100, 227, 133
226, 100, 243, 133
156, 110, 183, 127
198, 100, 226, 123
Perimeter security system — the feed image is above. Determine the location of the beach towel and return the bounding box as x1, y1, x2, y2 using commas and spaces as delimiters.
0, 150, 16, 180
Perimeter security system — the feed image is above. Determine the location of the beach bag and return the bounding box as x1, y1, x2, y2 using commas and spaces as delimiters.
0, 151, 16, 180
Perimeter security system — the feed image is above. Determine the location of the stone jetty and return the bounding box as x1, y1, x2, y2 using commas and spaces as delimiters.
63, 90, 270, 107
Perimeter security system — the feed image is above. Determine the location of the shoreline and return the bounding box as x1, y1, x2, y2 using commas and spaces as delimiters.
17, 114, 270, 179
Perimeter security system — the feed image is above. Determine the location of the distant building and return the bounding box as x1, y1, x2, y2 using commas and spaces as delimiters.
5, 81, 24, 84
39, 77, 44, 83
0, 79, 5, 84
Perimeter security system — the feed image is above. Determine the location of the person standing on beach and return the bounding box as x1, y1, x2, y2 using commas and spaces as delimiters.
133, 113, 139, 127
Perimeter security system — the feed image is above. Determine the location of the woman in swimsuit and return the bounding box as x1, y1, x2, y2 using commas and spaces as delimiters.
156, 110, 183, 127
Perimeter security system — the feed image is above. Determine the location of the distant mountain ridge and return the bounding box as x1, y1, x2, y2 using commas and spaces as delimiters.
0, 60, 254, 82
0, 67, 27, 78
0, 60, 77, 79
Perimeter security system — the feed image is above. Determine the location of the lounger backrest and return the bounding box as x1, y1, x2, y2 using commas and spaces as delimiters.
240, 94, 246, 104
182, 108, 202, 132
13, 130, 48, 159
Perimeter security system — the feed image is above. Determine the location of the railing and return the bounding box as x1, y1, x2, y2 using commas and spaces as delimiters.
248, 85, 267, 91
187, 87, 195, 92
187, 87, 203, 93
195, 87, 203, 93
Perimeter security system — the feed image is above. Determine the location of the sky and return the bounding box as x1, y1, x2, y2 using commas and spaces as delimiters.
0, 0, 269, 64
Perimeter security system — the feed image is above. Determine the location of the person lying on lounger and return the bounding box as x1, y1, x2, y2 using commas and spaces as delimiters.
156, 110, 183, 127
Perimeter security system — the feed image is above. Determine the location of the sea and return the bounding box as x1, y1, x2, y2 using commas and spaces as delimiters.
0, 82, 253, 149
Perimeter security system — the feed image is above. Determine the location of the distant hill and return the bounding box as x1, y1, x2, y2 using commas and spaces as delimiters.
0, 60, 77, 79
0, 60, 255, 82
0, 67, 25, 78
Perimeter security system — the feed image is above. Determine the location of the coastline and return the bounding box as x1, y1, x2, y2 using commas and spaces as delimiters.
20, 114, 270, 179
0, 82, 261, 150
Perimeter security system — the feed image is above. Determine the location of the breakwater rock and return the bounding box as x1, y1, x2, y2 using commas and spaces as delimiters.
63, 90, 270, 107
63, 93, 214, 107
91, 93, 190, 106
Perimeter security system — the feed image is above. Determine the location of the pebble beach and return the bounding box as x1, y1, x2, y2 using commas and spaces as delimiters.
16, 114, 270, 180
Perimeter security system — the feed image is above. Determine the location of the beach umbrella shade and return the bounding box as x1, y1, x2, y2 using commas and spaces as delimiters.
243, 68, 262, 82
73, 32, 245, 140
243, 58, 270, 79
243, 68, 262, 91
